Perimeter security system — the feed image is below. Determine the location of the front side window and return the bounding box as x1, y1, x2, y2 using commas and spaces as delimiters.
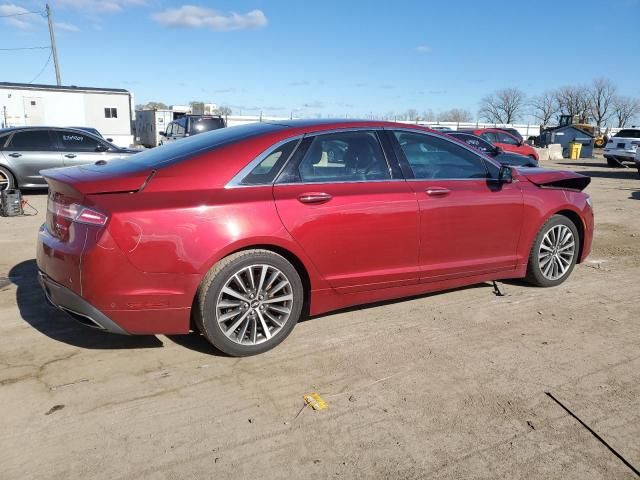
55, 130, 103, 152
394, 131, 489, 179
240, 139, 299, 185
174, 119, 186, 136
7, 130, 53, 150
496, 132, 519, 145
296, 131, 390, 183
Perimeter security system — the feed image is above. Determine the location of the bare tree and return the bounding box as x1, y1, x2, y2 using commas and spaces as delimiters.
438, 108, 472, 123
588, 78, 617, 130
554, 86, 590, 122
421, 109, 435, 122
405, 109, 419, 121
478, 88, 525, 124
611, 96, 640, 128
529, 91, 558, 127
136, 101, 169, 110
217, 105, 232, 116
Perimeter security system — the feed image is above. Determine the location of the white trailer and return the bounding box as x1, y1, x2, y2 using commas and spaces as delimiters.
134, 108, 188, 148
0, 82, 134, 147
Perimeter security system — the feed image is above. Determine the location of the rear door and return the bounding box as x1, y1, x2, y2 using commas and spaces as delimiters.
53, 129, 111, 167
2, 129, 61, 186
390, 130, 523, 281
273, 129, 420, 293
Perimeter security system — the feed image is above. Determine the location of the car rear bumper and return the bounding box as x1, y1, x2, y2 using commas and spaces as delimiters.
38, 270, 129, 334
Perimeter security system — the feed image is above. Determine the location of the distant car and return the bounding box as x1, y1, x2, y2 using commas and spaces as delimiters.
634, 146, 640, 177
448, 132, 538, 167
495, 127, 524, 143
37, 119, 593, 356
604, 128, 640, 167
159, 115, 226, 145
0, 126, 139, 190
461, 128, 539, 160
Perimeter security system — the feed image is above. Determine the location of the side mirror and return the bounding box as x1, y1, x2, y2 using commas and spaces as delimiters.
517, 140, 524, 146
96, 144, 108, 152
159, 131, 166, 137
498, 165, 513, 183
495, 146, 504, 154
106, 138, 113, 143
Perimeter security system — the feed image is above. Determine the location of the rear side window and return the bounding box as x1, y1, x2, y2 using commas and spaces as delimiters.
240, 139, 299, 185
496, 132, 519, 145
7, 130, 53, 150
615, 129, 640, 138
295, 131, 391, 183
54, 131, 103, 152
394, 131, 489, 179
174, 119, 186, 136
189, 117, 225, 134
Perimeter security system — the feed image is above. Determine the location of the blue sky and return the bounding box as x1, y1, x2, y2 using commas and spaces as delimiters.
1, 0, 639, 119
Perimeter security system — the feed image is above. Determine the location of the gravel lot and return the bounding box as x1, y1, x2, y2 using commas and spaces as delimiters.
1, 154, 639, 479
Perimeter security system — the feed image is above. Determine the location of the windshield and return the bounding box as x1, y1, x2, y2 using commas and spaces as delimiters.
614, 129, 640, 138
129, 122, 285, 168
188, 117, 225, 134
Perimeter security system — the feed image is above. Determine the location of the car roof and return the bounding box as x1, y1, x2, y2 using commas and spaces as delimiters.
0, 126, 99, 134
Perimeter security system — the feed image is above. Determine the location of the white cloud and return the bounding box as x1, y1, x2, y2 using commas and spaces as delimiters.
152, 5, 267, 31
55, 21, 79, 31
54, 0, 146, 13
416, 45, 433, 54
0, 3, 44, 29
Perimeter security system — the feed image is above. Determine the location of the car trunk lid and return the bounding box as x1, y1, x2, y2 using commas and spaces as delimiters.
518, 168, 591, 191
41, 158, 155, 195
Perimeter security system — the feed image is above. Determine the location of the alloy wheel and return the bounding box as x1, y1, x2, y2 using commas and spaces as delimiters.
0, 170, 10, 191
538, 224, 575, 281
215, 264, 294, 345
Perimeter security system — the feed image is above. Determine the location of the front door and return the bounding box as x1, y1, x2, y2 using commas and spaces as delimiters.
390, 130, 523, 282
273, 130, 420, 293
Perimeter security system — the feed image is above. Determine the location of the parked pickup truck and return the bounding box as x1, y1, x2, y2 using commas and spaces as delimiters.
604, 128, 640, 167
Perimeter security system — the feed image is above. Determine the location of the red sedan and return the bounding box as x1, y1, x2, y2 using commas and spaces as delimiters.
463, 128, 539, 160
37, 120, 593, 356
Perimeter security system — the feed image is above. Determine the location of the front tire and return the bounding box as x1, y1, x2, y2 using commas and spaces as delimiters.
606, 157, 623, 168
525, 215, 579, 287
195, 249, 304, 356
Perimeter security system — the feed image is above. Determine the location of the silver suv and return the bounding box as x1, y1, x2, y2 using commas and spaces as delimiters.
0, 127, 140, 190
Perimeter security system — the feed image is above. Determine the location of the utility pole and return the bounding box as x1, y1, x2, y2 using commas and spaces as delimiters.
46, 4, 62, 86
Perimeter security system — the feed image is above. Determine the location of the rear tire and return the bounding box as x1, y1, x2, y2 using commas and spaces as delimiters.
195, 249, 304, 356
525, 215, 580, 287
0, 166, 16, 191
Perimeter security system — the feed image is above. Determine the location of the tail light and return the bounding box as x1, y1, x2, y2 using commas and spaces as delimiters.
47, 192, 108, 240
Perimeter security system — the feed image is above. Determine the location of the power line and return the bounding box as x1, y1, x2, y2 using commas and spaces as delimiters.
0, 10, 44, 18
0, 46, 50, 51
28, 50, 53, 84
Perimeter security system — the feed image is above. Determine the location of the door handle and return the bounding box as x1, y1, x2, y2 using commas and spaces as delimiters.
65, 154, 77, 159
8, 153, 21, 158
425, 187, 451, 197
297, 192, 333, 204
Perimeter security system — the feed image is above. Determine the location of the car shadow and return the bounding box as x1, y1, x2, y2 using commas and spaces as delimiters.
8, 260, 163, 350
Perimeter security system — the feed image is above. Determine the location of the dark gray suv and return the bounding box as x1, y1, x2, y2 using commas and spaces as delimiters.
0, 127, 140, 190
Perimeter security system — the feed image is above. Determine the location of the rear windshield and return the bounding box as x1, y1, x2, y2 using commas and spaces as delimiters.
188, 117, 225, 134
129, 122, 286, 168
614, 129, 640, 138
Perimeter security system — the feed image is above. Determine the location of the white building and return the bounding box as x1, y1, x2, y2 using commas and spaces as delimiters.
0, 82, 134, 147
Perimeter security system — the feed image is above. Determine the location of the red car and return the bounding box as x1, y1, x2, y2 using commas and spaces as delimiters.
463, 128, 539, 160
37, 120, 593, 356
